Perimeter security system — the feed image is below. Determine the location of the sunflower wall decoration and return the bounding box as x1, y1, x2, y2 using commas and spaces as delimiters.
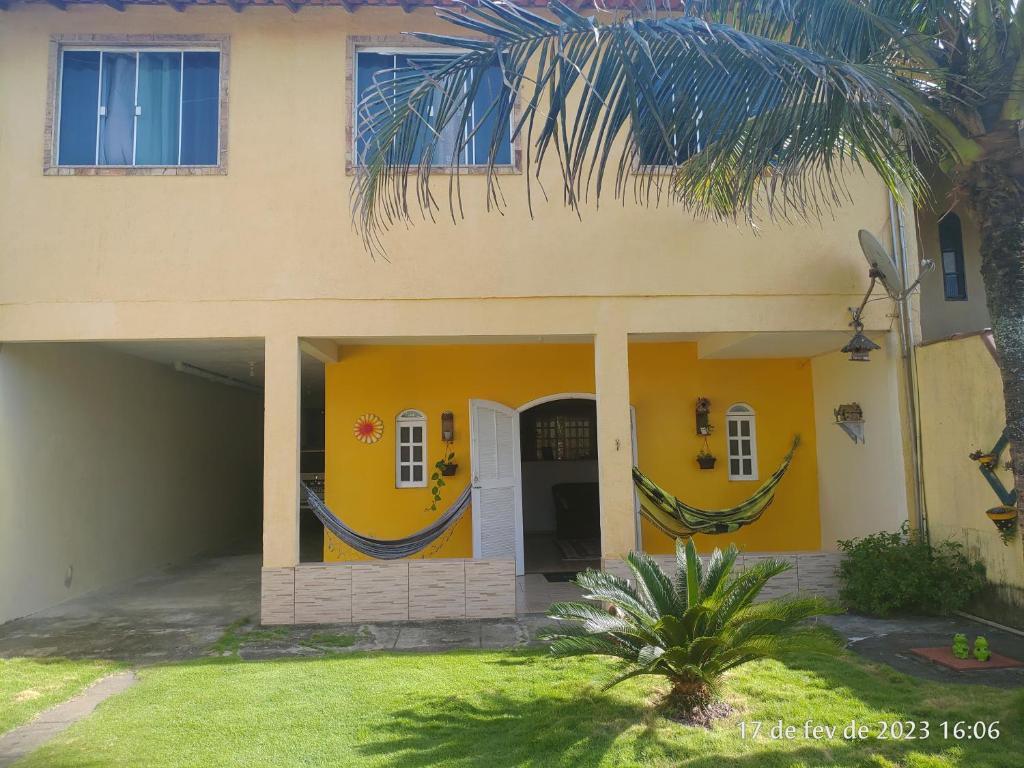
353, 414, 384, 445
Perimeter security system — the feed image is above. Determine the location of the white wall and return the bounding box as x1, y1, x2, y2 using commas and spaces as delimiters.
811, 335, 911, 550
0, 343, 262, 624
520, 460, 599, 533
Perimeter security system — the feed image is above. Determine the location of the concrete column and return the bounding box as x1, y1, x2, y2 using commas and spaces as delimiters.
262, 334, 301, 568
595, 325, 637, 559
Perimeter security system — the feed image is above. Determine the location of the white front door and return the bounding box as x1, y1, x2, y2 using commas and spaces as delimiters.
469, 399, 524, 575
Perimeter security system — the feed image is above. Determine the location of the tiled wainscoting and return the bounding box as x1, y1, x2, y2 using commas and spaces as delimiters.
262, 552, 843, 625
602, 551, 844, 601
261, 559, 516, 625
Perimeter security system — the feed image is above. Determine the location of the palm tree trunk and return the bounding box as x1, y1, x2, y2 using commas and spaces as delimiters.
965, 163, 1024, 514
667, 679, 713, 714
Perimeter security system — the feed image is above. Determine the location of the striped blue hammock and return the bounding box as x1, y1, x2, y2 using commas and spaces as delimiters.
301, 481, 472, 560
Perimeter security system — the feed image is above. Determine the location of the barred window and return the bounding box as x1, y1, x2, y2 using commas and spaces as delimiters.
396, 409, 426, 488
533, 415, 594, 461
726, 403, 758, 481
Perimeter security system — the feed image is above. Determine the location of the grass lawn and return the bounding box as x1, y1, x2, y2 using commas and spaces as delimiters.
0, 657, 120, 734
17, 639, 1024, 768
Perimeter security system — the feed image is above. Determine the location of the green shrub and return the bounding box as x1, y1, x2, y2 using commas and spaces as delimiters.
837, 524, 986, 616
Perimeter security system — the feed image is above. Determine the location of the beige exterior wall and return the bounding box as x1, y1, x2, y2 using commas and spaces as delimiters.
2, 4, 898, 347
918, 203, 990, 342
0, 342, 262, 624
0, 5, 921, 621
917, 334, 1024, 625
812, 336, 911, 550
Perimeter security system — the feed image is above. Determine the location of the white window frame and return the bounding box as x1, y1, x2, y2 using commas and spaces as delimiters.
395, 409, 428, 488
54, 45, 222, 169
352, 46, 514, 168
725, 403, 758, 481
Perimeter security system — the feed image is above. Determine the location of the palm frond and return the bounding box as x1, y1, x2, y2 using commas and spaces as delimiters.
700, 543, 738, 597
547, 633, 637, 659
573, 568, 657, 627
626, 550, 681, 617
352, 0, 938, 254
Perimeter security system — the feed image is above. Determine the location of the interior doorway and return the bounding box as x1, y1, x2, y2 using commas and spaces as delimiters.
519, 397, 601, 576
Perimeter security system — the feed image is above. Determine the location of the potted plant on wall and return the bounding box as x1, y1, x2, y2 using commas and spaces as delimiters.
696, 448, 717, 470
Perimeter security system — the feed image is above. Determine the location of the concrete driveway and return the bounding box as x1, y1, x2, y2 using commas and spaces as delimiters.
0, 554, 259, 664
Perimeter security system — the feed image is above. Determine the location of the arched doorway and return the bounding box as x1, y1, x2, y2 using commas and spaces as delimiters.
519, 395, 603, 576
470, 393, 639, 578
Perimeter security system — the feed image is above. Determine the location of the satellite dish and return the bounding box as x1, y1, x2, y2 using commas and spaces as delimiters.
858, 229, 903, 299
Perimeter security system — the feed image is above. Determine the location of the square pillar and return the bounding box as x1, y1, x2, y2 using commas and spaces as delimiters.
261, 335, 300, 623
595, 327, 637, 559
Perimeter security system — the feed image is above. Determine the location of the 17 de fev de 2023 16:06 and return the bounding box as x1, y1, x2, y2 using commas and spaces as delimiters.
738, 720, 1001, 741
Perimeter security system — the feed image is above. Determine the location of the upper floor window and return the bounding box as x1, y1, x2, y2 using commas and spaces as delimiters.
638, 83, 779, 167
938, 213, 967, 301
396, 409, 427, 488
355, 49, 512, 167
57, 48, 220, 168
726, 403, 758, 481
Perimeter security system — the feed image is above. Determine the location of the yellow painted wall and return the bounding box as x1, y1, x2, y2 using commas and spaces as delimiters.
917, 335, 1024, 623
323, 344, 596, 560
323, 341, 821, 561
629, 343, 821, 554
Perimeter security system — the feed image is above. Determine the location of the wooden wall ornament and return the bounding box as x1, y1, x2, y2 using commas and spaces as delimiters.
353, 414, 384, 444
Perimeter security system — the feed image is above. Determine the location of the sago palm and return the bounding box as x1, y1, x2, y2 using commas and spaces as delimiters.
540, 539, 838, 716
353, 0, 1024, 517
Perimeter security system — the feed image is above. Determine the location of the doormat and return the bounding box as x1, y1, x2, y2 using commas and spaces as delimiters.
543, 572, 579, 583
555, 538, 602, 560
910, 647, 1024, 671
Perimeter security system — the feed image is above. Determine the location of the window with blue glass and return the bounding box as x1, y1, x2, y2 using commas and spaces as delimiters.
938, 213, 967, 301
355, 50, 512, 166
57, 49, 221, 167
638, 79, 780, 167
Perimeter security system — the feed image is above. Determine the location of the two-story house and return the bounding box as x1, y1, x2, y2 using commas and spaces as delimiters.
1, 0, 921, 626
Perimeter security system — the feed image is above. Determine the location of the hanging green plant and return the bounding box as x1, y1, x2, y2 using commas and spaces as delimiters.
426, 447, 456, 512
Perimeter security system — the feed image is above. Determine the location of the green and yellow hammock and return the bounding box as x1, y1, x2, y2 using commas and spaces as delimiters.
632, 436, 800, 538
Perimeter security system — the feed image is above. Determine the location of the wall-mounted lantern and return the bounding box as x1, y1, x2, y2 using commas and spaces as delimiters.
842, 328, 881, 362
834, 402, 865, 444
696, 397, 713, 435
441, 411, 455, 443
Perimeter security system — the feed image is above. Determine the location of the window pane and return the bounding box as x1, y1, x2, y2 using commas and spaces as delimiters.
400, 446, 409, 462
180, 52, 219, 165
742, 459, 752, 476
412, 446, 422, 462
400, 466, 410, 482
58, 51, 100, 165
412, 426, 422, 442
729, 439, 740, 456
730, 459, 740, 475
356, 52, 395, 163
740, 421, 750, 437
413, 466, 423, 482
98, 52, 136, 166
728, 421, 738, 437
400, 427, 410, 443
472, 64, 512, 165
400, 54, 462, 167
941, 249, 959, 274
741, 442, 751, 456
136, 52, 181, 165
